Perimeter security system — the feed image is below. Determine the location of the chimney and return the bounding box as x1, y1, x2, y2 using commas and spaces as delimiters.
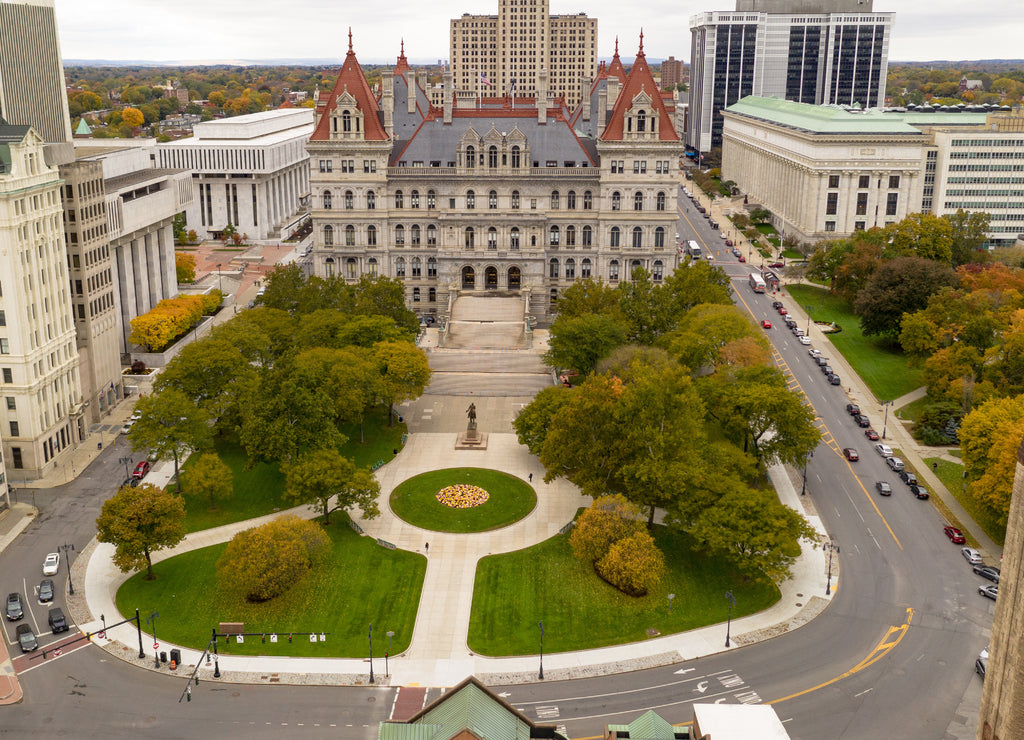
417, 70, 428, 95
382, 75, 394, 136
606, 78, 621, 118
581, 76, 592, 121
406, 71, 417, 114
597, 88, 607, 136
443, 69, 454, 124
538, 69, 548, 124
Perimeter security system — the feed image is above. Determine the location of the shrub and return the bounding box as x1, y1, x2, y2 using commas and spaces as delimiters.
595, 530, 666, 596
176, 252, 196, 283
128, 291, 223, 351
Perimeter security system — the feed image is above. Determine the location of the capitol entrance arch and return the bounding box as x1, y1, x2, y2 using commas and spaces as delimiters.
508, 266, 521, 290
485, 266, 498, 289
461, 266, 475, 289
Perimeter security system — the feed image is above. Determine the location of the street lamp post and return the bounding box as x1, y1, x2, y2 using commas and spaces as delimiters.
147, 611, 160, 668
801, 451, 814, 496
538, 621, 545, 680
59, 542, 75, 595
212, 627, 221, 678
825, 540, 840, 595
385, 630, 394, 677
668, 593, 675, 614
118, 455, 133, 483
368, 624, 374, 684
882, 402, 890, 440
217, 262, 223, 293
724, 591, 736, 647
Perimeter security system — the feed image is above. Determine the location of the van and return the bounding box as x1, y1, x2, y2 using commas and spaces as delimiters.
48, 607, 68, 633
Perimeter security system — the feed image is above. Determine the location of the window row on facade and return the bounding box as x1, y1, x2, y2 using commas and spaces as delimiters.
322, 224, 671, 249
322, 256, 667, 283
825, 191, 899, 216
826, 174, 901, 189
319, 188, 670, 212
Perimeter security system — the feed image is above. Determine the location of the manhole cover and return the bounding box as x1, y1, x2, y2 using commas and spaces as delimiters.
795, 602, 803, 607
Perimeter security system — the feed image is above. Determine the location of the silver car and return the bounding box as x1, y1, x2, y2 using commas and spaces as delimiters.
961, 547, 983, 565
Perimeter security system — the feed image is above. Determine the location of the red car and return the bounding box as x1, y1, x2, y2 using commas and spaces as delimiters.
777, 307, 788, 316
761, 319, 772, 329
132, 460, 151, 479
843, 448, 859, 461
769, 261, 785, 269
944, 526, 966, 544
725, 239, 734, 247
864, 428, 879, 441
737, 254, 745, 262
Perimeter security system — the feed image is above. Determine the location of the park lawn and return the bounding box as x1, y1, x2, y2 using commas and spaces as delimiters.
338, 406, 407, 470
756, 223, 778, 235
895, 395, 929, 424
390, 468, 536, 533
116, 522, 426, 658
782, 249, 803, 260
786, 284, 923, 401
467, 527, 780, 656
926, 457, 1005, 547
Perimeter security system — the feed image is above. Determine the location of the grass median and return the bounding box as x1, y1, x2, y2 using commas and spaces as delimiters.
389, 468, 536, 533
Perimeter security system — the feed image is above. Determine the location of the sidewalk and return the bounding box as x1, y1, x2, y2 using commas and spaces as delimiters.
0, 502, 35, 705
70, 430, 834, 688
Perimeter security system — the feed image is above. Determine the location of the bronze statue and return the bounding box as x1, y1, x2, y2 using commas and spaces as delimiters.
466, 403, 477, 423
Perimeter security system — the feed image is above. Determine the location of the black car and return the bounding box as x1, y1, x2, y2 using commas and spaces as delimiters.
829, 374, 842, 385
6, 591, 23, 621
854, 414, 871, 428
973, 565, 1001, 583
846, 404, 861, 415
48, 606, 68, 633
16, 623, 37, 652
771, 301, 783, 309
876, 481, 893, 496
38, 578, 54, 603
821, 365, 833, 375
976, 656, 988, 678
898, 470, 919, 486
909, 484, 930, 500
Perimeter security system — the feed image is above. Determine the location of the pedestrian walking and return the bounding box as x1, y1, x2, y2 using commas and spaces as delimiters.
425, 542, 429, 554
528, 473, 533, 482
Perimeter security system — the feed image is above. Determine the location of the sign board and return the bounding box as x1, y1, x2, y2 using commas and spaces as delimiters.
219, 622, 244, 635
153, 642, 159, 650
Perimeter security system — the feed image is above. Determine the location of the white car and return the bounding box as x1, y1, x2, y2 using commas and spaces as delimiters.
808, 348, 821, 358
705, 253, 714, 260
719, 231, 728, 239
961, 547, 983, 565
798, 335, 811, 345
43, 552, 60, 576
875, 443, 893, 458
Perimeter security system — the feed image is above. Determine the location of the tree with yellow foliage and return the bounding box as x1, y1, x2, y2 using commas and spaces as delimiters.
121, 106, 144, 129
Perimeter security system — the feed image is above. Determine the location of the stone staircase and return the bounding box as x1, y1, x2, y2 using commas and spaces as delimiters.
444, 294, 527, 350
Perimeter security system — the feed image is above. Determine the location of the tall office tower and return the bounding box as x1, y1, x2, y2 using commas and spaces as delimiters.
0, 0, 74, 166
0, 119, 85, 478
688, 0, 892, 153
450, 0, 597, 109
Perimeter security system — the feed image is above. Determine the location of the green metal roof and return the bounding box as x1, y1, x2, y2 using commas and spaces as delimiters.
606, 710, 684, 739
74, 118, 92, 136
724, 96, 987, 135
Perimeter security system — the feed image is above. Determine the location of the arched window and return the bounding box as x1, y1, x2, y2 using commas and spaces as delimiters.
395, 257, 406, 277
511, 190, 520, 209
342, 110, 351, 132
411, 190, 420, 209
344, 190, 353, 209
412, 257, 422, 277
511, 145, 521, 169
634, 191, 643, 211
583, 190, 593, 210
428, 287, 436, 302
322, 190, 332, 210
611, 191, 621, 211
367, 190, 376, 209
426, 225, 437, 246
345, 225, 355, 246
466, 190, 475, 209
581, 257, 592, 278
324, 256, 334, 277
427, 257, 437, 277
632, 227, 642, 249
367, 225, 377, 247
510, 227, 520, 249
549, 258, 559, 278
411, 224, 421, 245
656, 191, 666, 211
395, 190, 404, 208
654, 227, 665, 248
367, 257, 378, 275
582, 225, 592, 246
637, 110, 646, 132
426, 190, 436, 209
565, 258, 576, 280
395, 225, 405, 245
466, 145, 476, 168
465, 227, 475, 248
610, 226, 620, 248
489, 190, 497, 209
567, 190, 577, 209
323, 225, 334, 246
609, 260, 620, 281
566, 225, 576, 246
550, 190, 560, 209
346, 257, 356, 278
653, 260, 664, 281
549, 225, 560, 246
487, 227, 498, 250
412, 287, 421, 302
488, 146, 498, 168
550, 288, 558, 304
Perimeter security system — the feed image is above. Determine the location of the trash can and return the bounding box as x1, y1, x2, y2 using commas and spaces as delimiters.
160, 651, 167, 664
170, 649, 181, 668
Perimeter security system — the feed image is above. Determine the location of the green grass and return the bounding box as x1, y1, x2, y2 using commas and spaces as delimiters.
786, 284, 923, 401
467, 527, 780, 656
390, 468, 536, 533
755, 223, 778, 235
895, 396, 930, 423
926, 458, 1005, 546
782, 249, 804, 260
116, 522, 426, 657
338, 406, 407, 470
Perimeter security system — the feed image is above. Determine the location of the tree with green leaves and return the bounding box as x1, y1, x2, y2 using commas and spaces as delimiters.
544, 313, 627, 375
96, 483, 186, 580
665, 303, 766, 373
854, 256, 958, 338
883, 213, 954, 264
128, 388, 212, 493
184, 452, 233, 510
512, 385, 574, 456
618, 267, 676, 345
945, 209, 991, 267
284, 448, 380, 525
551, 278, 623, 320
375, 340, 431, 426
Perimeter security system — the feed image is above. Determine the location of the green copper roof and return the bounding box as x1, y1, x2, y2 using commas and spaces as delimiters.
75, 118, 92, 135
606, 710, 684, 739
724, 96, 987, 135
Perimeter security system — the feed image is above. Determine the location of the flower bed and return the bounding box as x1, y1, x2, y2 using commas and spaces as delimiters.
436, 484, 490, 508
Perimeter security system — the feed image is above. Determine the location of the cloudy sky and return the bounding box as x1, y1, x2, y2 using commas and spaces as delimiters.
55, 0, 1022, 64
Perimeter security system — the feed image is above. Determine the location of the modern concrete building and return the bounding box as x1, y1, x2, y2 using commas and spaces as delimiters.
308, 35, 683, 324
719, 97, 1022, 245
157, 109, 313, 241
688, 0, 893, 154
0, 0, 74, 166
0, 119, 85, 479
450, 0, 598, 109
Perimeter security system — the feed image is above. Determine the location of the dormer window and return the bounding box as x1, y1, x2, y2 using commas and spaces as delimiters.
637, 110, 646, 132
343, 110, 352, 132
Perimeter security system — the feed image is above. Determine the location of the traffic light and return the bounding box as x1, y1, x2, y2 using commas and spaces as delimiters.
186, 687, 192, 702
261, 634, 266, 644
288, 634, 293, 643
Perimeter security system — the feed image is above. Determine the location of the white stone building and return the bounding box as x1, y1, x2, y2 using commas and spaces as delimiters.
158, 109, 313, 241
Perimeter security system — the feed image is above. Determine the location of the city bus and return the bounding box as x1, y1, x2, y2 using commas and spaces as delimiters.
687, 240, 701, 259
749, 272, 767, 293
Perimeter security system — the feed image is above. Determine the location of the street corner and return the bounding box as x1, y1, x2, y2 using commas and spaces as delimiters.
0, 672, 24, 704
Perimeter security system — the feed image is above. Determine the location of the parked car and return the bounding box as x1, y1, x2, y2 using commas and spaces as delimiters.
726, 239, 735, 247
843, 447, 859, 461
799, 336, 811, 345
816, 356, 830, 367
761, 319, 772, 329
875, 443, 893, 457
828, 374, 841, 385
909, 484, 930, 500
961, 547, 984, 565
48, 606, 68, 633
43, 552, 60, 576
809, 348, 821, 358
771, 301, 783, 309
854, 414, 871, 428
943, 526, 966, 544
38, 578, 54, 603
864, 428, 879, 441
876, 481, 892, 496
973, 565, 1000, 583
898, 470, 919, 486
777, 306, 788, 316
736, 254, 745, 262
6, 592, 23, 620
976, 655, 988, 679
979, 584, 999, 601
821, 365, 833, 375
15, 624, 37, 653
769, 261, 785, 269
846, 404, 861, 415
132, 460, 151, 479
120, 422, 134, 435
886, 457, 906, 473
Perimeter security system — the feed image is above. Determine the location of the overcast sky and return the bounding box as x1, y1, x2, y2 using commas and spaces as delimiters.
54, 0, 1022, 65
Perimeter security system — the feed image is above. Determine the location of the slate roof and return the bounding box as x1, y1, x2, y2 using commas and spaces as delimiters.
391, 45, 433, 140
310, 30, 388, 142
601, 33, 679, 142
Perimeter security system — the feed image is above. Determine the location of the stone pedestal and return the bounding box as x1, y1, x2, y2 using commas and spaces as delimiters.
455, 420, 488, 450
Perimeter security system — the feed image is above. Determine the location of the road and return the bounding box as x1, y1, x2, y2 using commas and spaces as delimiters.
0, 193, 992, 738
